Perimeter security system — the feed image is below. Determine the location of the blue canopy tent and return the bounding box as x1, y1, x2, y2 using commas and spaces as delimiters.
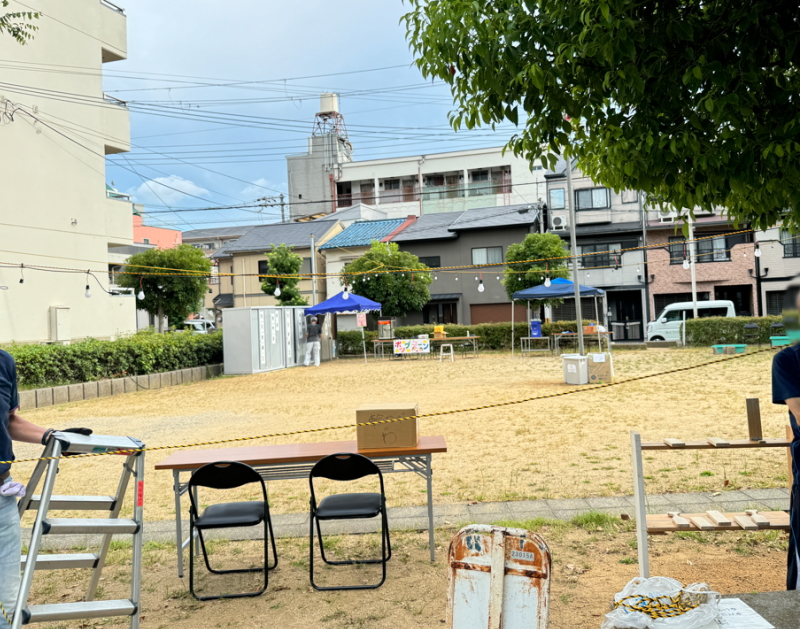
510, 278, 608, 356
305, 291, 381, 363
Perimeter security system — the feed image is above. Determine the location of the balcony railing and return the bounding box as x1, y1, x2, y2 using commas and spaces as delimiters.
379, 188, 418, 204
422, 184, 464, 201
336, 191, 377, 208
100, 0, 125, 14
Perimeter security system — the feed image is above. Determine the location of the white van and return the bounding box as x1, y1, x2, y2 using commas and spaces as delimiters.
647, 300, 735, 341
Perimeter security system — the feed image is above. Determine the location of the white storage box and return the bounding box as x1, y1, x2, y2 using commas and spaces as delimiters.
561, 354, 589, 385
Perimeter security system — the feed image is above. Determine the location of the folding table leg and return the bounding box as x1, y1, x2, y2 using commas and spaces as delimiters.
426, 454, 435, 562
173, 470, 184, 578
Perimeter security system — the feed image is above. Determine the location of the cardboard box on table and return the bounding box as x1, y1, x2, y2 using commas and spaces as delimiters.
588, 353, 614, 383
356, 403, 419, 449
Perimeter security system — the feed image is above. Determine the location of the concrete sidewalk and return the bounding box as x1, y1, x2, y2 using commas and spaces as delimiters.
31, 487, 790, 550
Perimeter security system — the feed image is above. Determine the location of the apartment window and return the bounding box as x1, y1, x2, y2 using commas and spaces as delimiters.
383, 179, 400, 190
621, 190, 638, 204
581, 243, 621, 268
782, 230, 800, 258
257, 260, 270, 277
472, 247, 503, 265
668, 237, 686, 264
766, 291, 786, 316
468, 166, 510, 196
230, 265, 234, 286
208, 276, 220, 285
336, 181, 352, 208
697, 235, 729, 262
575, 187, 610, 210
143, 238, 150, 245
417, 256, 441, 268
203, 242, 216, 250
549, 188, 565, 209
301, 258, 312, 274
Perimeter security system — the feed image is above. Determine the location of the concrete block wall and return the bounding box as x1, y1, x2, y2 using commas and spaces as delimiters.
17, 364, 224, 411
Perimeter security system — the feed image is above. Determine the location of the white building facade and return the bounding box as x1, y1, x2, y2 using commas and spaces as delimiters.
0, 0, 136, 344
287, 97, 547, 220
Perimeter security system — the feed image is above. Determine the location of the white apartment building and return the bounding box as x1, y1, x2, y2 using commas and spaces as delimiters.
0, 0, 136, 344
287, 95, 547, 220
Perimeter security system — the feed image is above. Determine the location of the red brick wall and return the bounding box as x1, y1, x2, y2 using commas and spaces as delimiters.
645, 228, 757, 320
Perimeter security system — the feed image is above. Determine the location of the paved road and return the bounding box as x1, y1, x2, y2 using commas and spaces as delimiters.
29, 487, 790, 549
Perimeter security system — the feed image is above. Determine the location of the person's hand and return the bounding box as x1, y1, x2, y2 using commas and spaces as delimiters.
0, 480, 25, 498
42, 428, 93, 456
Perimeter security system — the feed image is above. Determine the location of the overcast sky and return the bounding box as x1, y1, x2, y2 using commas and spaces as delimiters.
94, 0, 516, 231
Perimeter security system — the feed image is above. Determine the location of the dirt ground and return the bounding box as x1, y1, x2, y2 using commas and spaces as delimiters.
27, 518, 789, 628
11, 348, 789, 521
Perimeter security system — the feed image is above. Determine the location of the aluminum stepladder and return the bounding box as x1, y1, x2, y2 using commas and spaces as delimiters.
13, 433, 145, 629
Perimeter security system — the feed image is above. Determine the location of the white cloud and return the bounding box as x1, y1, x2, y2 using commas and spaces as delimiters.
239, 178, 287, 201
127, 175, 210, 207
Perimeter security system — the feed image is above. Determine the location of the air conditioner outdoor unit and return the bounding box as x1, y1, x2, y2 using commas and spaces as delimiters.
551, 215, 568, 231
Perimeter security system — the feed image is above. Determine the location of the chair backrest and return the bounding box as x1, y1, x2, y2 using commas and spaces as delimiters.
310, 453, 380, 481
188, 461, 263, 490
743, 323, 759, 330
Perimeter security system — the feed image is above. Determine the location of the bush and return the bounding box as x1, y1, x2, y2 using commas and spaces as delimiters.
8, 331, 223, 388
684, 316, 782, 346
336, 320, 596, 355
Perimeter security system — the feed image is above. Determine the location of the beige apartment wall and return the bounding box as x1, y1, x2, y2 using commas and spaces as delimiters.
0, 0, 134, 344
225, 249, 325, 307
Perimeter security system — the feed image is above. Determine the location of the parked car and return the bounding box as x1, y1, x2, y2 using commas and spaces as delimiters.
647, 300, 735, 341
177, 319, 216, 334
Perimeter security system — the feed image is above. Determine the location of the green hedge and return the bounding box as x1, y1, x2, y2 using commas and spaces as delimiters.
8, 331, 223, 388
684, 316, 782, 346
336, 320, 595, 355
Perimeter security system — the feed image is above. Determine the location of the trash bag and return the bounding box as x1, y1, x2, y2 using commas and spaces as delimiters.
601, 577, 720, 629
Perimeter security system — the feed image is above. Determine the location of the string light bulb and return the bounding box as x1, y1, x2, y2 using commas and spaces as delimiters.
496, 275, 500, 280
19, 264, 24, 284
274, 282, 281, 297
84, 270, 92, 298
434, 274, 438, 280
544, 277, 551, 287
478, 279, 485, 293
342, 283, 350, 300
137, 277, 145, 301
754, 244, 762, 258
682, 257, 690, 270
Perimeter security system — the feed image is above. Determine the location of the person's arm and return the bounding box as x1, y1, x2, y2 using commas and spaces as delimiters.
8, 410, 47, 445
785, 399, 800, 424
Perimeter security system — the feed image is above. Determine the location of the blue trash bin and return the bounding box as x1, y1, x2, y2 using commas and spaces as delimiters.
530, 320, 542, 338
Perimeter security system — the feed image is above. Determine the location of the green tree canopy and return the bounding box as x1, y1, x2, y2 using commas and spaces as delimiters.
118, 245, 212, 332
404, 1, 800, 230
343, 241, 432, 318
260, 244, 308, 306
1, 0, 38, 44
504, 232, 570, 304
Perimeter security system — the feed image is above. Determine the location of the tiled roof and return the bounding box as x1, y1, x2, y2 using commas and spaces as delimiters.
211, 220, 340, 258
389, 212, 462, 242
448, 204, 541, 231
319, 219, 407, 250
182, 225, 260, 240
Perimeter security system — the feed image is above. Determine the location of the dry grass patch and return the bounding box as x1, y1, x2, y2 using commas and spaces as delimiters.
26, 522, 789, 629
12, 349, 787, 521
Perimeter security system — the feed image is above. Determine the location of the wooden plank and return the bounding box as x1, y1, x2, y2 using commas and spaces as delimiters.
664, 438, 685, 447
688, 516, 714, 530
734, 515, 759, 530
670, 514, 690, 528
707, 438, 730, 447
746, 399, 763, 441
641, 438, 792, 450
705, 510, 732, 526
645, 511, 789, 534
155, 435, 448, 470
745, 511, 771, 527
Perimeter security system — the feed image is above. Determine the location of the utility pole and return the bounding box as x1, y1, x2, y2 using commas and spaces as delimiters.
688, 217, 698, 318
639, 193, 649, 323
256, 195, 288, 223
310, 234, 317, 306
566, 158, 585, 355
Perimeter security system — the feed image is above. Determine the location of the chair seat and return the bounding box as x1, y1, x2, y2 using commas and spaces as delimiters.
195, 501, 265, 529
316, 493, 383, 520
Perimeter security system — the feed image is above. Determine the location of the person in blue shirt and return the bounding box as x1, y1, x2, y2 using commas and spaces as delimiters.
772, 309, 800, 591
0, 349, 48, 627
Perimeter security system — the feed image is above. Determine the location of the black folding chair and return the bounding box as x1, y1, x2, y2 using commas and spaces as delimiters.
187, 461, 278, 600
771, 321, 786, 337
308, 453, 391, 591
